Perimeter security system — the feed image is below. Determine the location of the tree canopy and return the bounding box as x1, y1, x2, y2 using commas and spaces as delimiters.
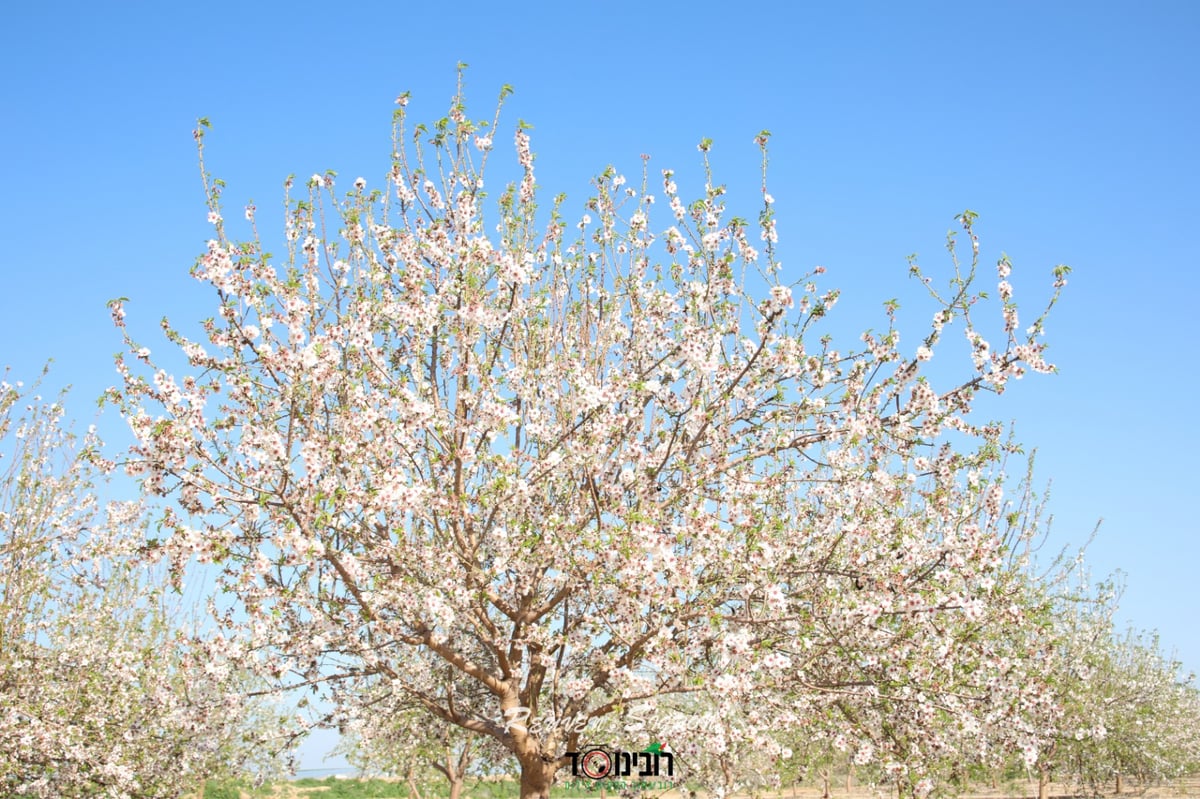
100, 76, 1197, 799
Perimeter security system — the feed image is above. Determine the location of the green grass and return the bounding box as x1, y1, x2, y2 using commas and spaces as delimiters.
202, 779, 273, 799
291, 776, 412, 798
201, 774, 541, 799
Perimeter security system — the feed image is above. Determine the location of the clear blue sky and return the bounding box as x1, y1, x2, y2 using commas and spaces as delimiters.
3, 0, 1197, 775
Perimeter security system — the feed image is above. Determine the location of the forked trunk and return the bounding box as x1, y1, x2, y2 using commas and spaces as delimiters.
433, 742, 470, 799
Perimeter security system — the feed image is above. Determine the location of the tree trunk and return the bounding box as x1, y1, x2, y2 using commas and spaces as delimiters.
407, 763, 425, 799
1038, 768, 1049, 799
433, 743, 471, 799
1115, 773, 1122, 795
519, 758, 557, 799
722, 759, 733, 797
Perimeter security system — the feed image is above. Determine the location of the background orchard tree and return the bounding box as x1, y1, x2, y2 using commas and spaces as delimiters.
0, 373, 285, 798
334, 678, 512, 799
111, 75, 1069, 799
1072, 627, 1200, 792
1005, 554, 1200, 798
657, 696, 792, 799
1023, 567, 1121, 798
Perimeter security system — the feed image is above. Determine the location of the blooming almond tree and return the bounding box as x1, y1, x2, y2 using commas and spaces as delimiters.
335, 689, 510, 799
1082, 627, 1200, 791
0, 374, 280, 798
110, 75, 1069, 799
1037, 578, 1200, 796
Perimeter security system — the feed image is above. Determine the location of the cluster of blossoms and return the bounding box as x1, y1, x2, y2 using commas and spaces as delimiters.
102, 76, 1197, 799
